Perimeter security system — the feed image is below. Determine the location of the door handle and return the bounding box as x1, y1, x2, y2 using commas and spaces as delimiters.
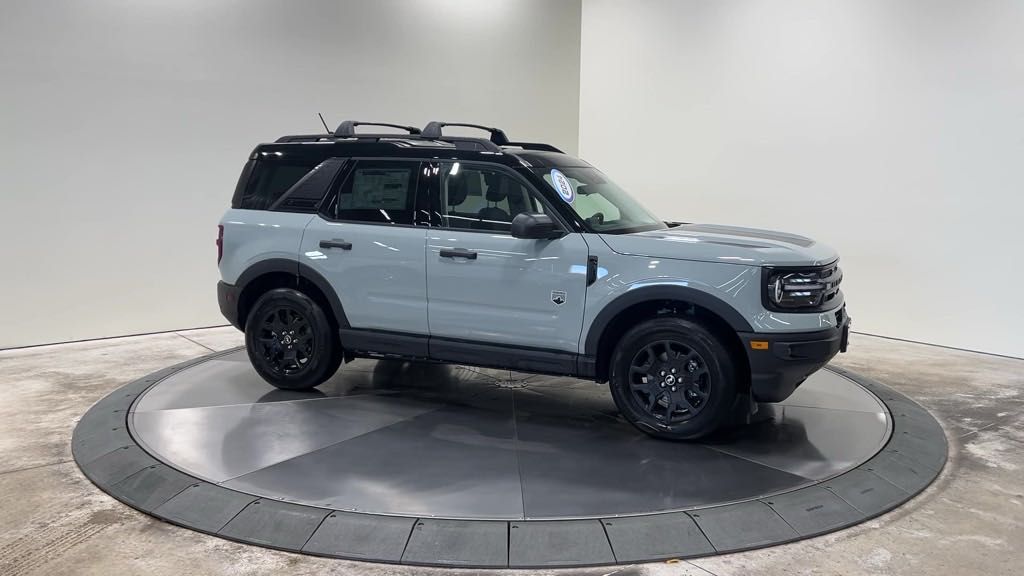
320, 239, 352, 250
439, 248, 477, 260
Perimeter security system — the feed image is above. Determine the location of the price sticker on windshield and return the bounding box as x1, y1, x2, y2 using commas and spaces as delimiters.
550, 169, 575, 204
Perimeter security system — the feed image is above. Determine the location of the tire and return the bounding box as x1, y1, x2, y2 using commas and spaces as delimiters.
244, 288, 341, 390
609, 317, 737, 440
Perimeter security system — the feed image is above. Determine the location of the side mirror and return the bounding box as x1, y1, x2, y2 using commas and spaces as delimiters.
511, 213, 564, 240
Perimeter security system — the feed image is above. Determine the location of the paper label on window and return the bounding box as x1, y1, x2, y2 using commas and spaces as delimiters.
550, 169, 575, 203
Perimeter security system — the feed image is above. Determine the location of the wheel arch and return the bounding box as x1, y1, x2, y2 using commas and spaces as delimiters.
235, 258, 349, 330
584, 286, 753, 383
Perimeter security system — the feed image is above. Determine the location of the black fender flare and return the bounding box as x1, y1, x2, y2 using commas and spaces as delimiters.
235, 258, 349, 328
583, 285, 752, 356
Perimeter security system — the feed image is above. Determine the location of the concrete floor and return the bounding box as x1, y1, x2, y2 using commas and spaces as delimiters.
0, 328, 1020, 575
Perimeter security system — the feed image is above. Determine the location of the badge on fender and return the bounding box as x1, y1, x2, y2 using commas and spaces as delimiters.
551, 290, 567, 306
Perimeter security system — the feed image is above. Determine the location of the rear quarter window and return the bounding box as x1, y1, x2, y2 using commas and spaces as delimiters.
232, 154, 321, 210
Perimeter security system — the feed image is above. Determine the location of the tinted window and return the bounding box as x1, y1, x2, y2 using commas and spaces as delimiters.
271, 158, 346, 213
333, 160, 418, 224
236, 156, 320, 210
439, 163, 544, 232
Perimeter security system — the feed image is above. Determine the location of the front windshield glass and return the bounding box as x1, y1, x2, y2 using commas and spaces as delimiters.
536, 167, 668, 234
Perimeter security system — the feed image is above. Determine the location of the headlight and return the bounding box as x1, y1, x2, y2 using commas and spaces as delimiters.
764, 263, 842, 311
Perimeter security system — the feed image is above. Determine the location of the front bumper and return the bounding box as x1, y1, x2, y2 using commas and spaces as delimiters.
217, 281, 242, 330
738, 311, 851, 403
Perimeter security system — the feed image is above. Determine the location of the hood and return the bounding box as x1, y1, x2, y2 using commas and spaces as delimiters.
601, 223, 838, 267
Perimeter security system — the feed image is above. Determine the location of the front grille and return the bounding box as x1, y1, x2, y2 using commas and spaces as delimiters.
818, 262, 843, 307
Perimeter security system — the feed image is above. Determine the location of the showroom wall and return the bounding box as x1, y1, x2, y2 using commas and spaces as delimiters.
580, 0, 1024, 358
0, 0, 581, 348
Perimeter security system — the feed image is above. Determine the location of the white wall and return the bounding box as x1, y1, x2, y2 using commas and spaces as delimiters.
0, 0, 581, 348
580, 0, 1024, 358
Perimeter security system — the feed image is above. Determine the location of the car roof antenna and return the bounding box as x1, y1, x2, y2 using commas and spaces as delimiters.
317, 113, 331, 135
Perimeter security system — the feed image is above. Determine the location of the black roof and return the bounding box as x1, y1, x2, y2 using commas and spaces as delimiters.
255, 120, 586, 168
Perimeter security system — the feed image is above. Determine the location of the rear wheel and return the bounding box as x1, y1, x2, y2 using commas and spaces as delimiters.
244, 288, 341, 390
609, 317, 737, 440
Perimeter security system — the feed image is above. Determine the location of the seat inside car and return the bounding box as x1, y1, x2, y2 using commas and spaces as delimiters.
475, 173, 510, 230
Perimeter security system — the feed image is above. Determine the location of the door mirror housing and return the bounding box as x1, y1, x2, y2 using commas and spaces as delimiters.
511, 213, 564, 239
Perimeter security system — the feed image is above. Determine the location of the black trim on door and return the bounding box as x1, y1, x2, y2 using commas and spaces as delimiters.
338, 328, 429, 357
429, 337, 578, 376
336, 328, 588, 378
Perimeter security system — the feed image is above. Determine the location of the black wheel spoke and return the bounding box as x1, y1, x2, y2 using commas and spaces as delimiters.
254, 304, 317, 376
627, 336, 714, 425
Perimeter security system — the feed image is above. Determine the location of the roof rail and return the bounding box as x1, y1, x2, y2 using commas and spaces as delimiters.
504, 141, 564, 153
334, 121, 421, 138
274, 134, 335, 143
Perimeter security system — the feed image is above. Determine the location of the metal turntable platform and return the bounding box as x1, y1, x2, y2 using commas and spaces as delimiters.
73, 348, 946, 568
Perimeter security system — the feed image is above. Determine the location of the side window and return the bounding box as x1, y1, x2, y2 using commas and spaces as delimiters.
439, 163, 544, 232
235, 155, 320, 210
333, 160, 418, 225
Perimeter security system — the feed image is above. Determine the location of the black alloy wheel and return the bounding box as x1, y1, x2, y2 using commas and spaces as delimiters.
609, 317, 737, 440
628, 340, 712, 424
255, 306, 315, 376
245, 288, 341, 390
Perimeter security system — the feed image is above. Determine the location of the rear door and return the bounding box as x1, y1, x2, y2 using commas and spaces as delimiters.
300, 159, 430, 346
424, 161, 590, 356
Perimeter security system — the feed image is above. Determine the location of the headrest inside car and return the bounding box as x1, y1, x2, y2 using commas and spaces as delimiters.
484, 173, 507, 202
447, 175, 468, 206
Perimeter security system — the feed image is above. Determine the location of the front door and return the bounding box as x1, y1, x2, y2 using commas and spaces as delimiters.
425, 161, 590, 355
300, 159, 429, 339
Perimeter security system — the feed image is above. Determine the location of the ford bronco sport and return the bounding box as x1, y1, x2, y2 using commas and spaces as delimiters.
217, 120, 850, 439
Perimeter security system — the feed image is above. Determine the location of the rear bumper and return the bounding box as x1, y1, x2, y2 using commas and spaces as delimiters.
739, 312, 851, 403
217, 281, 242, 330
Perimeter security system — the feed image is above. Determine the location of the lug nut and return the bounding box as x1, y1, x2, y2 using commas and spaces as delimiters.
671, 368, 677, 374
671, 386, 677, 392
660, 370, 666, 376
660, 383, 666, 388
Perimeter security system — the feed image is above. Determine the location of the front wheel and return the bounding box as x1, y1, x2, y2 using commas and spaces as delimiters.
244, 288, 341, 390
609, 317, 737, 440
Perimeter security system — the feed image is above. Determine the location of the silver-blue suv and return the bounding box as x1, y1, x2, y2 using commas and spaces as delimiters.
217, 120, 850, 440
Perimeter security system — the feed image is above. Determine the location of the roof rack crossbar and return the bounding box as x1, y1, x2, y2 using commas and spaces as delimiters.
334, 121, 421, 138
422, 122, 510, 146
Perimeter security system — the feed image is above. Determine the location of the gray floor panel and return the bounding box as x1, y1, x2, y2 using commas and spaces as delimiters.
219, 499, 331, 551
303, 512, 415, 561
81, 445, 158, 486
764, 486, 861, 535
401, 519, 508, 567
707, 405, 890, 481
509, 520, 615, 567
223, 393, 524, 518
824, 469, 909, 516
602, 512, 714, 562
111, 464, 194, 510
73, 423, 133, 465
780, 370, 888, 413
690, 501, 798, 552
516, 425, 809, 518
886, 429, 947, 472
153, 483, 256, 533
131, 399, 415, 483
862, 450, 940, 493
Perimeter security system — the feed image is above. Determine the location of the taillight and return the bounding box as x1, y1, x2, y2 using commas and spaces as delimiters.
216, 224, 224, 264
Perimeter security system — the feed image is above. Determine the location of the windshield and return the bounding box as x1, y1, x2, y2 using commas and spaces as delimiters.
535, 167, 668, 234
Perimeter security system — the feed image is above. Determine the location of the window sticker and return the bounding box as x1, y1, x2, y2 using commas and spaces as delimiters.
550, 169, 575, 204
